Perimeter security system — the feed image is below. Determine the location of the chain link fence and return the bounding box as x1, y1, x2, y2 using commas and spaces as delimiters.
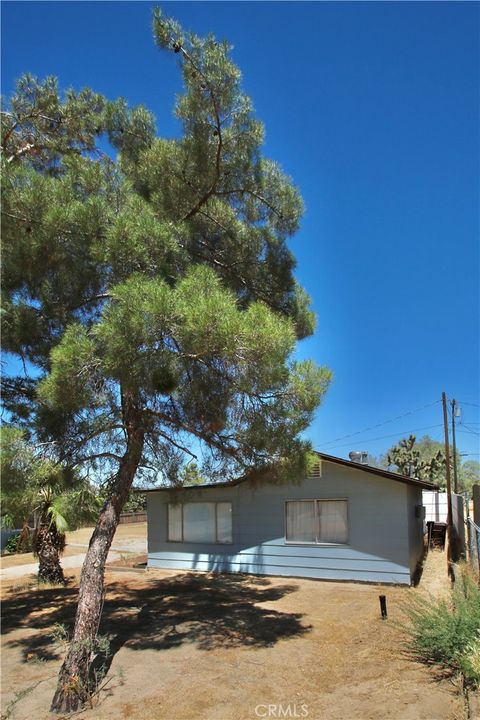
467, 518, 480, 577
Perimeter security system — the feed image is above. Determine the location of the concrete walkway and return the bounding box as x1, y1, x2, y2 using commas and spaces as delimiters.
67, 539, 147, 553
0, 551, 122, 581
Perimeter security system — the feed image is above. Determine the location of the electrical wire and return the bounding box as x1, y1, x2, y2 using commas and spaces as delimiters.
321, 399, 441, 448
458, 424, 480, 437
321, 424, 444, 451
447, 396, 479, 416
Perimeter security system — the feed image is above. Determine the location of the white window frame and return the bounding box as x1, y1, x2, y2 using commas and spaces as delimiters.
284, 498, 349, 546
167, 501, 233, 544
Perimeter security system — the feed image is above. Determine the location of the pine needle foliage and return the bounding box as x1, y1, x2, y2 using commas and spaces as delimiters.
2, 8, 331, 486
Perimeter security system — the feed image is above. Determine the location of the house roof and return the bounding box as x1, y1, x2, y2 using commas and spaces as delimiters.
314, 452, 437, 489
137, 450, 438, 493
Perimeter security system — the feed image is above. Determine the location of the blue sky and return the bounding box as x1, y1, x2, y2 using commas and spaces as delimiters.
2, 1, 479, 462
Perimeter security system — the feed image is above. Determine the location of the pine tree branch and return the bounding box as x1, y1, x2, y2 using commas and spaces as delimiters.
145, 430, 198, 461
217, 188, 285, 222
1, 210, 74, 235
143, 407, 240, 459
1, 120, 19, 150
171, 42, 223, 221
74, 452, 123, 465
68, 294, 111, 312
63, 424, 126, 455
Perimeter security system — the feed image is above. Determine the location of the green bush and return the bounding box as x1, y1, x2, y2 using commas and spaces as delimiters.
4, 533, 21, 553
3, 530, 33, 554
403, 569, 480, 688
459, 632, 480, 687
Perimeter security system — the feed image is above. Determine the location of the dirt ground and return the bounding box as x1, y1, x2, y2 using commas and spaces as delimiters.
65, 523, 148, 548
0, 547, 88, 570
0, 549, 468, 720
0, 523, 148, 570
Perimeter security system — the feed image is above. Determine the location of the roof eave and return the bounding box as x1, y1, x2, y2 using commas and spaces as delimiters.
315, 451, 438, 490
136, 451, 438, 493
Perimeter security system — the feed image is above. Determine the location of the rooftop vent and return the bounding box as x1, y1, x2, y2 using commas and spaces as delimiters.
349, 451, 368, 465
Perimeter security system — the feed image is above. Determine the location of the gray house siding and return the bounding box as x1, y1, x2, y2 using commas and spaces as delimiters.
407, 485, 425, 576
147, 459, 424, 585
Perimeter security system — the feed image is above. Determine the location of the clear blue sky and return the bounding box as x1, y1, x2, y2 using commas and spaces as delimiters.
2, 1, 479, 462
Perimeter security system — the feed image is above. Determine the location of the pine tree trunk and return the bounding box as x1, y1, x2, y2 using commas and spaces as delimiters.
35, 523, 66, 585
50, 397, 144, 714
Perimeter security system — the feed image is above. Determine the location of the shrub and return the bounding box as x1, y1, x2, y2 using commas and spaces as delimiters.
4, 533, 20, 553
403, 568, 480, 688
3, 529, 33, 554
459, 631, 480, 687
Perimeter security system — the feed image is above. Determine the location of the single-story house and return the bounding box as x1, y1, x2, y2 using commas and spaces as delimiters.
145, 452, 436, 585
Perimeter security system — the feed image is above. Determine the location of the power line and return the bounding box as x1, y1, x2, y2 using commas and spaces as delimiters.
321, 424, 444, 452
458, 424, 480, 437
321, 399, 441, 448
447, 397, 479, 416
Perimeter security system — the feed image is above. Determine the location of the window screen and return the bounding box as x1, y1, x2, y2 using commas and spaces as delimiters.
216, 502, 233, 543
168, 503, 183, 542
168, 502, 233, 543
285, 499, 348, 544
285, 501, 316, 542
183, 502, 216, 543
318, 500, 348, 543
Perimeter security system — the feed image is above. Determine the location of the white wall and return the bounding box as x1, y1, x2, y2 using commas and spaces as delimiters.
422, 491, 466, 554
423, 491, 449, 523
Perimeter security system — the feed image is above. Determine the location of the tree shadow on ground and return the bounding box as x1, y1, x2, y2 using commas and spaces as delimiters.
2, 572, 311, 677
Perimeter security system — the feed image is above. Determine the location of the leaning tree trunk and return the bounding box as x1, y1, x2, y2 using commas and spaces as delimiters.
50, 402, 144, 714
34, 521, 66, 585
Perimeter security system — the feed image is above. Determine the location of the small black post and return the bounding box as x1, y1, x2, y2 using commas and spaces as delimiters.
379, 594, 387, 620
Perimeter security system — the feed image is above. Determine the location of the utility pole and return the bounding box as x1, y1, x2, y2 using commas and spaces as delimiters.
442, 392, 453, 516
442, 391, 454, 578
451, 399, 459, 494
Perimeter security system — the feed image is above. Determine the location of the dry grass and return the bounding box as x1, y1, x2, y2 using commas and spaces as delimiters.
66, 523, 147, 546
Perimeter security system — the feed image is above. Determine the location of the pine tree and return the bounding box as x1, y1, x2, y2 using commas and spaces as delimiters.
2, 9, 331, 712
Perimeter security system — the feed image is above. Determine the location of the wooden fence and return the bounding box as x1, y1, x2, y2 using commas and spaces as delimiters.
119, 512, 147, 524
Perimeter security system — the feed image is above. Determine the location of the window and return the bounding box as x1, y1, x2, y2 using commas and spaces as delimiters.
183, 503, 216, 542
285, 499, 348, 544
168, 503, 182, 542
168, 502, 233, 544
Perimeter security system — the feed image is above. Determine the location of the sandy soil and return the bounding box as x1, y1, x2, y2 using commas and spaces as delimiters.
66, 523, 147, 550
0, 547, 88, 570
0, 550, 467, 720
0, 524, 147, 571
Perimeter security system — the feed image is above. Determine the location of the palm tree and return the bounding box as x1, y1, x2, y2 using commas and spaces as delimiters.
1, 427, 101, 583
33, 481, 102, 584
